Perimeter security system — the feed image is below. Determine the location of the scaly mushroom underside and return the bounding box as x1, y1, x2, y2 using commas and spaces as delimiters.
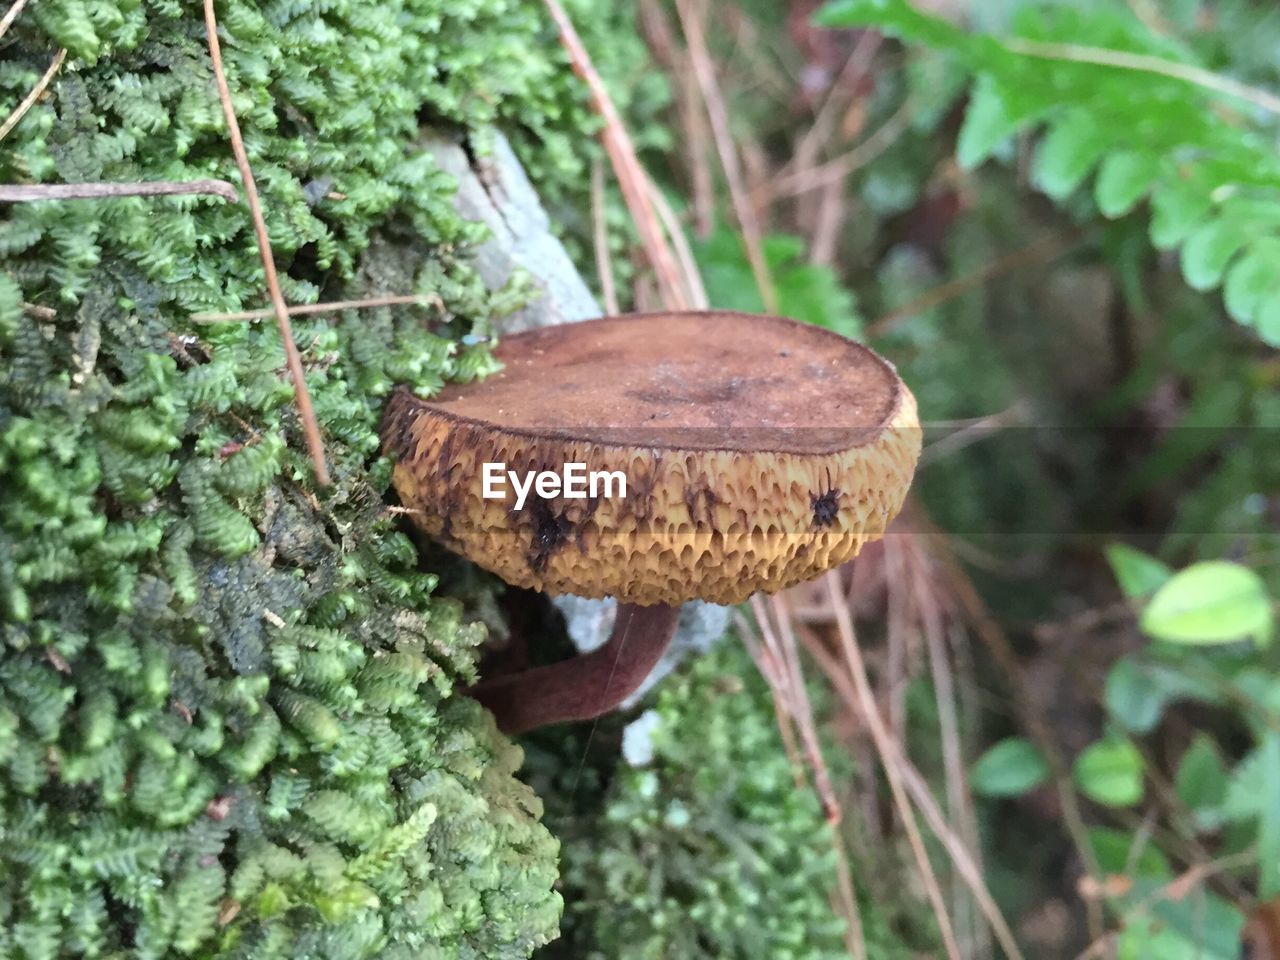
383, 311, 921, 608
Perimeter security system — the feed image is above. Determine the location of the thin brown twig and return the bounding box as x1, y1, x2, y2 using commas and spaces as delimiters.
189, 293, 441, 324
920, 402, 1027, 467
764, 595, 842, 823
867, 231, 1078, 338
937, 536, 1107, 941
0, 47, 66, 142
203, 0, 328, 486
642, 169, 710, 310
735, 609, 809, 787
791, 31, 884, 173
798, 594, 1021, 959
823, 572, 964, 960
542, 0, 690, 311
914, 551, 989, 957
637, 0, 714, 238
748, 597, 867, 960
769, 595, 867, 960
0, 178, 239, 203
0, 0, 31, 42
590, 158, 619, 315
673, 0, 777, 313
766, 98, 913, 201
1069, 849, 1257, 960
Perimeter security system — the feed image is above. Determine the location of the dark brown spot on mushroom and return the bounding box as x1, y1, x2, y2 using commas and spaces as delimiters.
526, 497, 574, 572
811, 488, 841, 527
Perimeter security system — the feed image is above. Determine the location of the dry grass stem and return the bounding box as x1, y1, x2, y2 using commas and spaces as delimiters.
765, 595, 842, 823
190, 293, 442, 324
823, 572, 964, 960
938, 539, 1107, 940
673, 0, 777, 313
795, 32, 884, 164
746, 598, 868, 960
590, 159, 619, 315
542, 0, 690, 311
914, 554, 988, 956
203, 0, 329, 486
735, 609, 809, 787
642, 170, 710, 310
867, 231, 1076, 337
0, 177, 239, 203
0, 0, 31, 41
0, 48, 66, 143
806, 577, 1025, 960
767, 99, 913, 201
637, 0, 714, 237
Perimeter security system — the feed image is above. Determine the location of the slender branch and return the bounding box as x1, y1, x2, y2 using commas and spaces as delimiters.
1001, 36, 1280, 118
190, 293, 441, 324
590, 158, 619, 315
642, 168, 710, 310
0, 0, 31, 43
673, 0, 777, 313
203, 0, 329, 487
867, 231, 1077, 338
766, 99, 914, 201
823, 572, 964, 960
543, 0, 690, 311
0, 48, 66, 143
0, 178, 239, 203
762, 595, 869, 960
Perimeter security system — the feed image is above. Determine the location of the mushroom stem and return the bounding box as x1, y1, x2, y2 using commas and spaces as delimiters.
470, 602, 681, 734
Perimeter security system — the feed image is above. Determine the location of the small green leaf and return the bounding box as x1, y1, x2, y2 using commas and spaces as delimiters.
1140, 561, 1272, 647
1074, 738, 1145, 808
1105, 544, 1172, 599
1150, 180, 1212, 250
1104, 657, 1219, 735
969, 737, 1050, 797
1174, 734, 1227, 815
1256, 292, 1280, 346
1105, 659, 1170, 733
957, 77, 1016, 170
1179, 219, 1248, 292
1094, 150, 1159, 218
1223, 239, 1280, 326
1033, 109, 1108, 201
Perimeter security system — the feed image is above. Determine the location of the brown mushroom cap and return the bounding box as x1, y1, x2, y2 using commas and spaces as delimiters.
383, 311, 920, 606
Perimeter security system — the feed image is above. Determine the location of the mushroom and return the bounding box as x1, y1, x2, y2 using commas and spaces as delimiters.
382, 310, 920, 733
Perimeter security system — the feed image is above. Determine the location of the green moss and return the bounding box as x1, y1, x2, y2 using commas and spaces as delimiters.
0, 0, 661, 956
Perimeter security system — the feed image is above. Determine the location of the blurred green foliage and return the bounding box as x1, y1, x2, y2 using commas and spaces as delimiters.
695, 229, 862, 338
809, 1, 1280, 955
